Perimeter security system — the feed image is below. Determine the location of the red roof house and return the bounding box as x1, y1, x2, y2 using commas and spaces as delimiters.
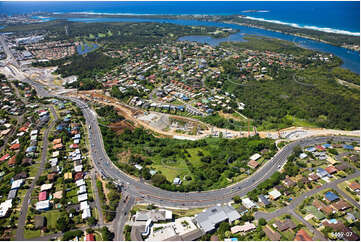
74, 172, 83, 181
325, 166, 338, 174
8, 156, 16, 167
38, 191, 47, 201
10, 143, 20, 150
294, 229, 313, 241
85, 234, 95, 241
0, 154, 10, 162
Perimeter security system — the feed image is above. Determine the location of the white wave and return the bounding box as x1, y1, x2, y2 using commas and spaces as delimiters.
242, 16, 360, 36
54, 11, 173, 16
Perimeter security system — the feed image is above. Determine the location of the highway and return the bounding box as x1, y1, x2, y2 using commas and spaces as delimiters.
1, 35, 359, 209
17, 74, 361, 208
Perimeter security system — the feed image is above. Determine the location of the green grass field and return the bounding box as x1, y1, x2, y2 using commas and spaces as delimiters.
43, 210, 62, 229
24, 229, 41, 239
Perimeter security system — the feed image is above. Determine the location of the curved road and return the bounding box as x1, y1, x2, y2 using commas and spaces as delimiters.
0, 34, 358, 208
17, 76, 360, 208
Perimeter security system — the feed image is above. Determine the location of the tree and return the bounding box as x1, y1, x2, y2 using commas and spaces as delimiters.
224, 231, 231, 239
233, 195, 241, 203
101, 226, 114, 241
87, 217, 97, 226
151, 174, 169, 186
56, 214, 72, 232
259, 218, 267, 226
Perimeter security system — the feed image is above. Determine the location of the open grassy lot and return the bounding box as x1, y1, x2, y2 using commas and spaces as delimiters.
24, 229, 41, 239
43, 210, 62, 230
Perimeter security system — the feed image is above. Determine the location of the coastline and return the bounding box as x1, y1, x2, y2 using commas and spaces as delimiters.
223, 20, 360, 52
44, 12, 360, 52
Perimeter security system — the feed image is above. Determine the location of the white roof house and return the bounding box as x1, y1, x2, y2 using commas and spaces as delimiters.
74, 165, 83, 172
78, 193, 88, 202
49, 158, 58, 167
11, 179, 24, 190
35, 200, 50, 210
231, 222, 256, 233
173, 177, 182, 185
80, 201, 89, 211
82, 208, 91, 219
77, 185, 87, 195
40, 183, 53, 192
269, 189, 282, 200
76, 179, 85, 187
30, 130, 38, 136
52, 151, 60, 158
0, 199, 13, 218
242, 198, 256, 209
249, 153, 261, 161
134, 164, 143, 170
299, 153, 308, 159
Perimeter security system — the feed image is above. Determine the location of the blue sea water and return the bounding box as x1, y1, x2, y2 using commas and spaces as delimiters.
0, 1, 359, 73
0, 1, 359, 34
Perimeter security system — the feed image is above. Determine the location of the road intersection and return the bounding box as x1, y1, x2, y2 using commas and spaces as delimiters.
12, 70, 361, 208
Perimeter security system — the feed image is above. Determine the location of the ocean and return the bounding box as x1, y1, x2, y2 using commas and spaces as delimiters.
0, 1, 359, 73
0, 1, 360, 35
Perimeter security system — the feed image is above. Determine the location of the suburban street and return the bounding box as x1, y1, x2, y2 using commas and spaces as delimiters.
15, 106, 58, 241
254, 171, 360, 241
0, 34, 360, 241
113, 195, 135, 241
3, 54, 360, 208
90, 170, 105, 226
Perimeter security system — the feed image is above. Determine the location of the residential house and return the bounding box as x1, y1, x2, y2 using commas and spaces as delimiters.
14, 171, 27, 180
8, 156, 16, 167
325, 166, 338, 175
348, 181, 360, 194
322, 220, 359, 241
258, 195, 270, 206
284, 177, 296, 188
249, 153, 261, 161
269, 189, 281, 200
312, 200, 334, 215
299, 153, 308, 159
173, 177, 182, 185
40, 183, 53, 192
247, 160, 259, 169
64, 172, 72, 180
10, 143, 20, 150
335, 164, 348, 171
294, 229, 313, 241
7, 189, 17, 199
236, 205, 248, 216
308, 173, 319, 181
325, 191, 339, 202
242, 198, 256, 209
332, 200, 351, 212
274, 219, 296, 232
263, 226, 281, 241
35, 200, 50, 211
11, 179, 24, 190
85, 234, 95, 241
316, 168, 329, 178
0, 199, 13, 218
78, 193, 88, 202
38, 191, 47, 201
231, 222, 256, 234
53, 191, 63, 199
